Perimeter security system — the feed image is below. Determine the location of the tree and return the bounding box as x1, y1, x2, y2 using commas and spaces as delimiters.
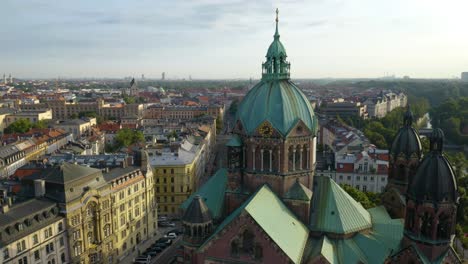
123, 95, 136, 104
115, 128, 144, 148
32, 120, 50, 129
341, 184, 378, 209
4, 118, 33, 134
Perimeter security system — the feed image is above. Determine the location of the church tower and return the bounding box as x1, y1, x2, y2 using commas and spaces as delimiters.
398, 129, 459, 262
225, 9, 318, 216
382, 106, 422, 218
129, 78, 139, 97
181, 195, 213, 263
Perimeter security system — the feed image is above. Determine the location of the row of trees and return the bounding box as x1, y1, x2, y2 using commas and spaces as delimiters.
4, 119, 50, 134
430, 97, 468, 145
338, 97, 430, 149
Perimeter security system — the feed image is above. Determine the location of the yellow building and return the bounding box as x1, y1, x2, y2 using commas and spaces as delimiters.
103, 163, 157, 260
40, 163, 115, 264
150, 149, 198, 215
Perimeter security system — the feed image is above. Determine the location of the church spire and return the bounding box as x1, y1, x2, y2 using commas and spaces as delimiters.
262, 9, 290, 81
275, 8, 279, 39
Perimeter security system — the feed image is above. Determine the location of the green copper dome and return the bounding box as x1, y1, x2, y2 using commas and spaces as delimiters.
236, 10, 317, 136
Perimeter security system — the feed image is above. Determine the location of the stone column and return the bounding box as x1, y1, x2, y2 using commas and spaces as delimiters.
299, 146, 303, 170
277, 149, 281, 173
252, 148, 256, 171
269, 150, 273, 172
293, 147, 296, 171
306, 147, 310, 169
260, 149, 264, 171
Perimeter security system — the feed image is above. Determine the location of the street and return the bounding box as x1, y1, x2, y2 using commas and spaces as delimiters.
120, 226, 175, 264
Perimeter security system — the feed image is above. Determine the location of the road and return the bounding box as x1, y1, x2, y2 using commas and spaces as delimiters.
121, 226, 175, 264
151, 237, 181, 263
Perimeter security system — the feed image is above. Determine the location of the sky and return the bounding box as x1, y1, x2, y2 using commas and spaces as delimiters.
1, 0, 468, 79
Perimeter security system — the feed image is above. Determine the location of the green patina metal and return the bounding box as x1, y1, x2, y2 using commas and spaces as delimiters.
236, 80, 317, 136
200, 185, 309, 264
180, 168, 227, 220
235, 9, 317, 137
305, 206, 404, 264
310, 176, 372, 235
284, 179, 313, 201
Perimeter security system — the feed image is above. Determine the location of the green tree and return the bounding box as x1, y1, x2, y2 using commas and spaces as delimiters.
4, 118, 33, 133
123, 95, 136, 104
115, 128, 144, 147
32, 120, 50, 129
341, 184, 377, 209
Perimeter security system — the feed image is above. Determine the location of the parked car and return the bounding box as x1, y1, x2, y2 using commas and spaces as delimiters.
167, 228, 183, 235
134, 256, 150, 263
146, 251, 159, 257
159, 221, 176, 227
154, 242, 167, 248
165, 232, 177, 239
150, 247, 163, 253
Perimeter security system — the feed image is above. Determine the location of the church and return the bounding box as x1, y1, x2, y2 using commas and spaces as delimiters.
179, 10, 462, 264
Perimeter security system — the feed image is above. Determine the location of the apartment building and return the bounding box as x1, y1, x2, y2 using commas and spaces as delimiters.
0, 198, 70, 264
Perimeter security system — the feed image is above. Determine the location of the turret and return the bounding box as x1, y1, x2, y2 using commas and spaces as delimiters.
403, 129, 459, 261
382, 106, 422, 218
181, 195, 213, 263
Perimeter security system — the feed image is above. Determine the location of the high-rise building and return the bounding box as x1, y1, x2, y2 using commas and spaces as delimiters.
162, 72, 165, 80
461, 72, 468, 82
178, 10, 462, 264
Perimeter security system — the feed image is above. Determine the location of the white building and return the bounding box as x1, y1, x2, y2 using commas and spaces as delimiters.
364, 91, 407, 118
0, 198, 70, 264
332, 147, 389, 193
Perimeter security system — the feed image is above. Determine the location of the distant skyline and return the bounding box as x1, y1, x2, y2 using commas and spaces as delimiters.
1, 0, 468, 79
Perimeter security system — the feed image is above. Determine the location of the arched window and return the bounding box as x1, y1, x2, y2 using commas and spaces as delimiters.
420, 212, 433, 238
406, 208, 415, 230
294, 146, 301, 169
254, 244, 263, 260
230, 239, 239, 257
397, 164, 406, 181
288, 146, 294, 171
242, 229, 254, 254
437, 213, 451, 240
262, 149, 270, 172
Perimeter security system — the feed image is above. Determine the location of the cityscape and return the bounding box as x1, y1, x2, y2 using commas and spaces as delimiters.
1, 1, 468, 264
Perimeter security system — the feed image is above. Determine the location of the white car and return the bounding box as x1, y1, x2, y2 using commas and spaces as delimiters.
164, 232, 177, 239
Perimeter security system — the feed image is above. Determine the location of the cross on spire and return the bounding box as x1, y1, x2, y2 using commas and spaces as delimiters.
275, 8, 279, 38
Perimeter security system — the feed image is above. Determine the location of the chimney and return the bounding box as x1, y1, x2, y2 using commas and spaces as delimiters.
34, 179, 46, 197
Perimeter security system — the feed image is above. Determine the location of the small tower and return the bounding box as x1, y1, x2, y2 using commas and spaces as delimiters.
2, 74, 5, 84
8, 74, 12, 84
181, 195, 213, 263
283, 178, 312, 223
402, 129, 459, 262
129, 78, 139, 97
382, 106, 422, 218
